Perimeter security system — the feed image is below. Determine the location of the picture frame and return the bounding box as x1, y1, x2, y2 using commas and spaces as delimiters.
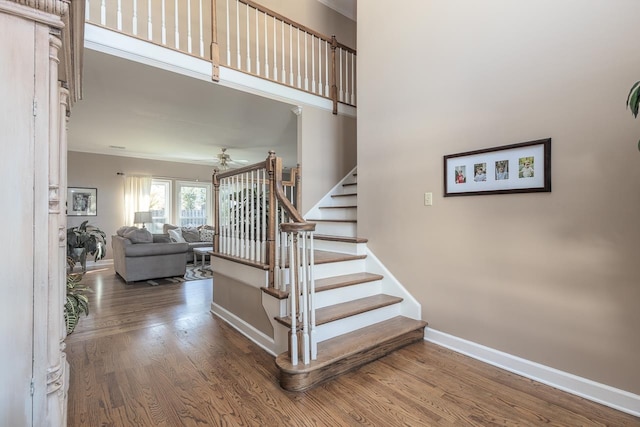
444, 138, 551, 197
67, 187, 97, 216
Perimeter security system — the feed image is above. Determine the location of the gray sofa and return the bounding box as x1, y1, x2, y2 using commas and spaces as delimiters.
112, 233, 189, 283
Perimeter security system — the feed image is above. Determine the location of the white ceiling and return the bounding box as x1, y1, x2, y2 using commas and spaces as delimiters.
69, 49, 299, 168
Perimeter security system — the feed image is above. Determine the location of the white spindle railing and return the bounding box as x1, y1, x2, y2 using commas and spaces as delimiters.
85, 0, 356, 106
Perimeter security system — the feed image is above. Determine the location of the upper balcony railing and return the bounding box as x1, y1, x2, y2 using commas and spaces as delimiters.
86, 0, 356, 113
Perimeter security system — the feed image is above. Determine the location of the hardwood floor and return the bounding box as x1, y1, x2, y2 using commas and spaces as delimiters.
66, 265, 639, 426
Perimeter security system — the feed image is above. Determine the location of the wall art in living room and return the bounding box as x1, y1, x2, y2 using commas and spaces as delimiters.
67, 187, 97, 216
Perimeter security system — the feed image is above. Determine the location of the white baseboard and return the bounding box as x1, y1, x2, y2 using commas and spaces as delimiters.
210, 302, 277, 357
424, 328, 640, 417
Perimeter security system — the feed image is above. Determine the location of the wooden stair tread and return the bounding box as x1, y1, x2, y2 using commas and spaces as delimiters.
331, 193, 357, 198
275, 316, 427, 391
312, 250, 366, 265
342, 182, 357, 187
314, 234, 368, 243
275, 294, 402, 327
319, 205, 357, 209
315, 272, 383, 293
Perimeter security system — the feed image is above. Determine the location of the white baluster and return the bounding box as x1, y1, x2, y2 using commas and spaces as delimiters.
351, 53, 356, 105
133, 0, 138, 35
174, 0, 180, 50
117, 0, 122, 30
300, 232, 309, 364
311, 35, 315, 94
324, 40, 329, 96
317, 37, 322, 95
289, 232, 298, 366
289, 24, 293, 85
339, 48, 343, 102
161, 0, 166, 45
246, 4, 251, 72
255, 8, 260, 76
281, 21, 285, 83
272, 16, 277, 81
187, 0, 193, 53
296, 28, 301, 88
264, 12, 269, 79
199, 0, 204, 57
225, 0, 230, 64
86, 0, 90, 21
100, 0, 106, 25
304, 32, 308, 91
308, 232, 316, 360
147, 0, 152, 40
249, 171, 255, 261
345, 50, 349, 104
236, 0, 241, 69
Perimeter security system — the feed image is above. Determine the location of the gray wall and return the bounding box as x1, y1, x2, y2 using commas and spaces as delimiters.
358, 0, 640, 394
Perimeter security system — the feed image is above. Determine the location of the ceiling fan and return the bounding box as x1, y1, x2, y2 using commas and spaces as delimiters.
213, 148, 248, 170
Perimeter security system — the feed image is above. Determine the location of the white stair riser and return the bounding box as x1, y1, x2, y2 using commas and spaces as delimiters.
337, 184, 357, 195
312, 258, 366, 278
314, 221, 356, 237
318, 207, 357, 221
314, 281, 382, 309
313, 239, 366, 255
315, 304, 402, 343
329, 195, 357, 207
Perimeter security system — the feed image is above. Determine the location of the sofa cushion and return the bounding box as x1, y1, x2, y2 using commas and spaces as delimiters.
181, 227, 201, 242
168, 228, 186, 243
123, 241, 188, 257
123, 228, 153, 243
153, 234, 171, 243
163, 223, 178, 234
116, 226, 138, 237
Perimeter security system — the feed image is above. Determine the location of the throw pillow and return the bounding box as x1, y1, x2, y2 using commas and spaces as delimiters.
116, 226, 138, 237
199, 228, 214, 242
168, 228, 186, 243
181, 227, 200, 243
122, 227, 153, 243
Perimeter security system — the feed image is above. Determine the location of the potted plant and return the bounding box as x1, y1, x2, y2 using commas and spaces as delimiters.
626, 80, 640, 150
65, 269, 91, 334
67, 220, 107, 273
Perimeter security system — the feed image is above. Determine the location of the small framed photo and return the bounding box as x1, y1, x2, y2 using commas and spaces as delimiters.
444, 138, 551, 197
67, 187, 97, 216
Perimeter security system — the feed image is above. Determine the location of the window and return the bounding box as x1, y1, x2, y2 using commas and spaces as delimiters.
149, 179, 171, 233
150, 179, 212, 232
177, 181, 211, 227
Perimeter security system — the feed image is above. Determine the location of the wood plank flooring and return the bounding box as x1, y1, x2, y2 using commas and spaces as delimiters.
65, 265, 639, 426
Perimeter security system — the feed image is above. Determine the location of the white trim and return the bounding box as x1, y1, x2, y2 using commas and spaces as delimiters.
210, 302, 277, 356
425, 328, 640, 417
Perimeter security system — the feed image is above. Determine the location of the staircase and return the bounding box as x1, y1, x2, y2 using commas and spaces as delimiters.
273, 170, 427, 391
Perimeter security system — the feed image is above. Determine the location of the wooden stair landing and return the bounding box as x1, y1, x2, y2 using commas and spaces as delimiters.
276, 316, 427, 392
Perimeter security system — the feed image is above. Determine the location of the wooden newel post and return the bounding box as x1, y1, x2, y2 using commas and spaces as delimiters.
213, 169, 220, 252
211, 0, 220, 81
330, 35, 338, 115
266, 151, 278, 288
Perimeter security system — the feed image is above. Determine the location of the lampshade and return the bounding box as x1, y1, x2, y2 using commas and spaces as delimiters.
133, 211, 152, 225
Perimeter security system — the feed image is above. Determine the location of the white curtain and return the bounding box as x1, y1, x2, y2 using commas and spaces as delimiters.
124, 175, 152, 226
